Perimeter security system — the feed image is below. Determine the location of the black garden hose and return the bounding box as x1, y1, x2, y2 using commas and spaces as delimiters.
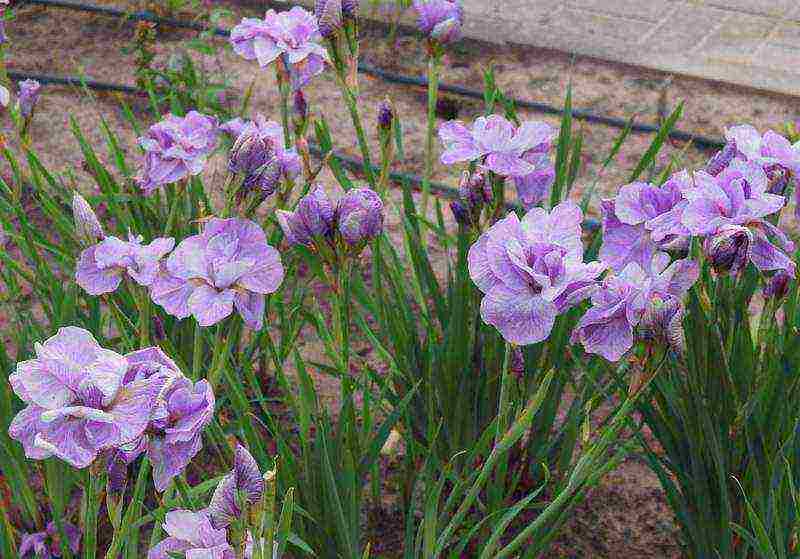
16, 0, 727, 150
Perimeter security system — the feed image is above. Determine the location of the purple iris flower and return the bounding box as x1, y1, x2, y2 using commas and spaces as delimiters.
208, 444, 265, 528
439, 116, 555, 178
571, 254, 698, 362
147, 510, 234, 559
8, 327, 166, 468
117, 347, 215, 492
276, 184, 335, 247
76, 234, 174, 295
221, 115, 301, 182
413, 0, 463, 43
600, 171, 691, 273
19, 521, 81, 559
136, 111, 219, 195
150, 218, 284, 329
724, 125, 800, 210
682, 159, 794, 275
230, 7, 329, 91
468, 201, 605, 345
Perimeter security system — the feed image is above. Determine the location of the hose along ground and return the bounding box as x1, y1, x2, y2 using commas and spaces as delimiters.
17, 0, 726, 150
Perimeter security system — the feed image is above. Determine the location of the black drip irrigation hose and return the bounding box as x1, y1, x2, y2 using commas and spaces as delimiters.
17, 0, 727, 151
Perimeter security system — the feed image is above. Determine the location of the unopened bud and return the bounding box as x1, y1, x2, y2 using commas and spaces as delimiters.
704, 225, 752, 275
377, 98, 393, 132
72, 192, 104, 243
765, 267, 794, 300
342, 0, 358, 20
335, 187, 384, 246
18, 79, 41, 119
766, 164, 791, 195
277, 184, 334, 248
229, 132, 282, 195
449, 199, 470, 226
705, 141, 736, 176
315, 0, 343, 38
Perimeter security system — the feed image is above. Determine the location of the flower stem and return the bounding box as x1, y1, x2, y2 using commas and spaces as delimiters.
137, 287, 150, 347
82, 467, 104, 559
421, 50, 442, 216
342, 85, 377, 188
105, 459, 151, 559
191, 321, 203, 381
275, 63, 292, 149
163, 181, 185, 236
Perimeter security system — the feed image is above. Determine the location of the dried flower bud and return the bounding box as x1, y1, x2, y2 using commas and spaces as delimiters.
509, 347, 525, 379
18, 79, 41, 119
705, 141, 736, 176
315, 0, 343, 38
449, 199, 470, 226
72, 192, 104, 243
342, 0, 358, 20
151, 314, 166, 341
277, 184, 335, 247
293, 90, 308, 121
765, 267, 794, 300
336, 187, 384, 246
765, 164, 791, 195
0, 21, 7, 46
704, 225, 753, 275
377, 98, 393, 132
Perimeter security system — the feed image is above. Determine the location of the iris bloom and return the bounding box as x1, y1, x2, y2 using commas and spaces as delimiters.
230, 7, 329, 91
151, 218, 284, 329
468, 201, 605, 345
136, 111, 219, 195
8, 327, 166, 468
571, 254, 698, 362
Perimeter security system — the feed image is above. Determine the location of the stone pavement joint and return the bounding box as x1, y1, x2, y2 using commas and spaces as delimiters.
454, 0, 800, 96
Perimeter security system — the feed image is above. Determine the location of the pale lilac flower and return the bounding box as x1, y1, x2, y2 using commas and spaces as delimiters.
600, 172, 691, 273
276, 184, 334, 247
468, 201, 605, 345
72, 192, 104, 243
76, 234, 174, 295
208, 444, 264, 528
230, 7, 328, 91
151, 218, 284, 329
439, 116, 554, 177
221, 115, 301, 183
8, 327, 165, 468
336, 187, 384, 245
18, 79, 41, 119
571, 254, 698, 362
147, 510, 234, 559
118, 347, 215, 492
682, 160, 785, 233
19, 521, 81, 559
136, 111, 219, 195
413, 0, 463, 43
725, 124, 800, 174
681, 159, 795, 275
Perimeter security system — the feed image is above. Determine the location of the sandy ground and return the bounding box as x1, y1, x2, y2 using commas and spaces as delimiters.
4, 1, 800, 557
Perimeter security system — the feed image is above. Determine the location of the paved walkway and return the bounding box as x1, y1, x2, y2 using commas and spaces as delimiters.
458, 0, 800, 96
